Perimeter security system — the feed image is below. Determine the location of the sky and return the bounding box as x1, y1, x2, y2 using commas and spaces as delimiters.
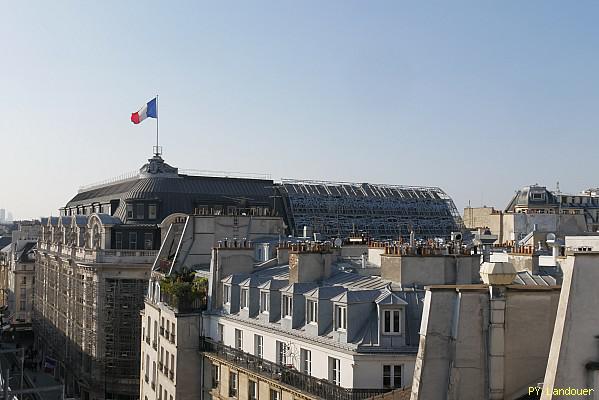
1, 1, 598, 220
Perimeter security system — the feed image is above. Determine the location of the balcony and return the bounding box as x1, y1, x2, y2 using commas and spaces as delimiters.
39, 241, 158, 264
160, 326, 164, 336
169, 370, 174, 380
145, 336, 150, 345
144, 375, 149, 383
169, 333, 175, 344
158, 362, 163, 372
152, 340, 158, 350
151, 382, 155, 390
199, 338, 392, 400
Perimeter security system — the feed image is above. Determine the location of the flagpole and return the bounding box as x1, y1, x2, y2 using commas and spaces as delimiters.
155, 94, 159, 156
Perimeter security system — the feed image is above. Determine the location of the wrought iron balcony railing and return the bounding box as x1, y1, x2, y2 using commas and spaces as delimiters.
199, 337, 391, 400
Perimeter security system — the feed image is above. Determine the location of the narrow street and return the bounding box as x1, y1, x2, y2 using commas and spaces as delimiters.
0, 336, 62, 400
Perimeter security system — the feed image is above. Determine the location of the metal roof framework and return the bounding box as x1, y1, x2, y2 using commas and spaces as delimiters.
279, 179, 464, 239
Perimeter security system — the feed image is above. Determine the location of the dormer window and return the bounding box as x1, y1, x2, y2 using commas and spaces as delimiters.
306, 300, 318, 324
148, 204, 157, 220
241, 288, 249, 309
137, 204, 145, 219
282, 295, 293, 318
126, 204, 134, 219
223, 285, 231, 305
260, 291, 270, 313
382, 309, 401, 335
334, 305, 347, 331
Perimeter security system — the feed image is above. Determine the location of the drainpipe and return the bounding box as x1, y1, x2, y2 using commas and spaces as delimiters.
488, 286, 506, 400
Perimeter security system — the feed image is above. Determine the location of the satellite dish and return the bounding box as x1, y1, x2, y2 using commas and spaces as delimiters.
546, 233, 556, 242
334, 238, 342, 247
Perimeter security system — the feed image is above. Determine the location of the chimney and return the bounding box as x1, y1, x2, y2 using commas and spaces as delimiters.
277, 242, 291, 265
207, 239, 255, 310
288, 243, 332, 284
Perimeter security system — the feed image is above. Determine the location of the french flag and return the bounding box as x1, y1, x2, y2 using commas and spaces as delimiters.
131, 97, 157, 124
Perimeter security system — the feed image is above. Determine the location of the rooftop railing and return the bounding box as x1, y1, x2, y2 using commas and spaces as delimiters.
200, 337, 391, 400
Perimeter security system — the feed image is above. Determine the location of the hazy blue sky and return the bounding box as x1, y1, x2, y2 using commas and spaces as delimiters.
1, 1, 598, 219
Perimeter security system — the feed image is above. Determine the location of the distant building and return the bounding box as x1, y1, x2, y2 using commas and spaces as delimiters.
0, 209, 5, 224
464, 184, 599, 244
0, 221, 42, 331
6, 240, 36, 331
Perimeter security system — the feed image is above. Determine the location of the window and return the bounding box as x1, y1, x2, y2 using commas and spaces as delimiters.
211, 364, 220, 388
300, 348, 311, 375
115, 232, 122, 249
148, 204, 157, 220
229, 372, 238, 397
276, 341, 288, 365
19, 301, 26, 311
165, 350, 169, 371
21, 277, 26, 285
282, 295, 293, 317
248, 380, 258, 400
254, 334, 263, 358
137, 203, 145, 219
383, 309, 402, 335
307, 300, 318, 323
269, 389, 281, 400
383, 365, 402, 389
335, 305, 347, 331
170, 354, 174, 378
126, 204, 134, 219
329, 357, 341, 385
223, 285, 231, 304
241, 288, 248, 309
129, 232, 137, 249
260, 291, 269, 313
163, 390, 167, 400
217, 323, 224, 343
144, 233, 153, 250
158, 385, 162, 400
152, 361, 156, 385
235, 329, 243, 350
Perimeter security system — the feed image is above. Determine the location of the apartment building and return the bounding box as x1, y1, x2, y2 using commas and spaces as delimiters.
139, 213, 285, 400
202, 242, 433, 400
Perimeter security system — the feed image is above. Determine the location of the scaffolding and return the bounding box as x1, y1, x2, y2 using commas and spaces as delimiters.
279, 179, 464, 239
33, 252, 146, 400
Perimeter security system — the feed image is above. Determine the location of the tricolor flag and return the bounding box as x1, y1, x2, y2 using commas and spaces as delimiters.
131, 97, 157, 124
